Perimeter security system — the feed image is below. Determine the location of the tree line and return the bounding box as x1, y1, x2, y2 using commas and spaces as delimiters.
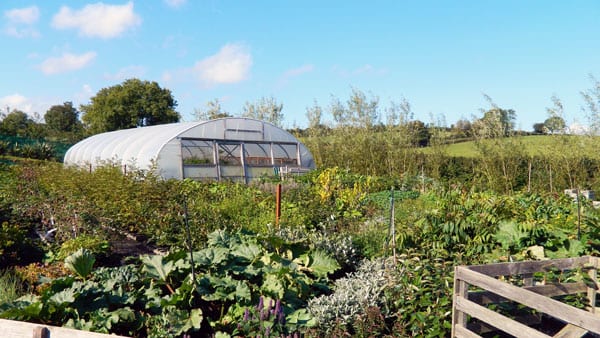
4, 76, 597, 143
4, 76, 600, 194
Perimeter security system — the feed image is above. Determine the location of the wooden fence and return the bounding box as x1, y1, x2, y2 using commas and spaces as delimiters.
0, 318, 129, 338
452, 256, 600, 337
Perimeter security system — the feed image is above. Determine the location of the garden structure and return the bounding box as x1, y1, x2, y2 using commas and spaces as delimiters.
63, 118, 315, 183
452, 256, 600, 337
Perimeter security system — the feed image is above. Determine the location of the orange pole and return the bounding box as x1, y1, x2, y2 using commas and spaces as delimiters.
275, 183, 282, 227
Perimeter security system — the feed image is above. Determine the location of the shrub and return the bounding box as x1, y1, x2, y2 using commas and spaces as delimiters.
307, 258, 392, 335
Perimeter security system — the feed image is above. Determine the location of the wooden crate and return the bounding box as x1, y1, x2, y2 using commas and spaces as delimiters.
452, 256, 600, 338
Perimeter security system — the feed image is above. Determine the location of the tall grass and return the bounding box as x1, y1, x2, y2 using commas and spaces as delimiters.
0, 269, 23, 304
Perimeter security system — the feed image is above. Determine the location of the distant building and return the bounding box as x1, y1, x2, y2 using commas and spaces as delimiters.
64, 118, 315, 183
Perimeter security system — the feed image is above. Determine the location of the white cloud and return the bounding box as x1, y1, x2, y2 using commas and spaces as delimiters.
164, 0, 187, 8
4, 6, 40, 38
39, 52, 97, 75
193, 43, 252, 85
5, 6, 39, 24
104, 65, 147, 81
0, 94, 31, 113
0, 94, 51, 118
51, 2, 141, 39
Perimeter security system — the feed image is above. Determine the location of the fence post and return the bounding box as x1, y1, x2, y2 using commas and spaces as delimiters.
588, 257, 598, 313
451, 266, 468, 337
33, 326, 49, 338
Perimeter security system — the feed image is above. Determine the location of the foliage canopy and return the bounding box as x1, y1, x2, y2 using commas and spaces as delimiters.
80, 78, 180, 134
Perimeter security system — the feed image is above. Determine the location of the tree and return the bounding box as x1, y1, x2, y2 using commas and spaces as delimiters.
194, 99, 231, 121
0, 109, 33, 136
407, 120, 431, 147
544, 95, 566, 134
346, 87, 379, 128
453, 119, 473, 137
80, 78, 180, 134
474, 95, 517, 138
533, 123, 547, 134
45, 102, 82, 133
241, 96, 284, 126
543, 116, 565, 134
305, 100, 323, 129
581, 74, 600, 134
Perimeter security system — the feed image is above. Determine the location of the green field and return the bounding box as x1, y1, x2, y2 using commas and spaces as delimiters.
441, 134, 600, 158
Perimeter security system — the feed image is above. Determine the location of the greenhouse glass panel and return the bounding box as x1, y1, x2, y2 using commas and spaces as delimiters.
243, 143, 272, 166
272, 143, 299, 165
181, 139, 214, 165
218, 143, 242, 165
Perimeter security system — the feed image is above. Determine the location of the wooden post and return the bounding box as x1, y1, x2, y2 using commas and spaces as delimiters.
33, 326, 49, 338
275, 183, 282, 228
452, 266, 469, 337
588, 256, 598, 313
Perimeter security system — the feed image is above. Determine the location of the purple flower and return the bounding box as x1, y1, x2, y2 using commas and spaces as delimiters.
274, 299, 281, 315
256, 296, 264, 312
243, 308, 250, 321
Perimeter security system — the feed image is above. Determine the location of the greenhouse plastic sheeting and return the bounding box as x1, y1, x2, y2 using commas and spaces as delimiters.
63, 118, 315, 181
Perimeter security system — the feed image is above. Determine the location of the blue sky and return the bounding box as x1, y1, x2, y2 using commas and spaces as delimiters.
2, 1, 600, 130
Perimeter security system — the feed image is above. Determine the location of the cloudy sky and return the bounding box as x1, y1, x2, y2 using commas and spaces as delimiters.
2, 1, 600, 129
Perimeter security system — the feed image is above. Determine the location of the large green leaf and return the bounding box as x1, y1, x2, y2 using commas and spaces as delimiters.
494, 221, 527, 250
305, 250, 340, 278
64, 248, 96, 280
261, 273, 285, 299
49, 288, 76, 305
192, 247, 229, 267
231, 242, 262, 262
197, 275, 240, 301
141, 255, 175, 283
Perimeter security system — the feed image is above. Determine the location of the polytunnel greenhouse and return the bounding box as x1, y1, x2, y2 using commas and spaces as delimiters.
63, 118, 315, 182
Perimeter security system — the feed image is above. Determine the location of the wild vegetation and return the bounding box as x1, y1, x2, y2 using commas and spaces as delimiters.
0, 157, 599, 336
2, 78, 600, 336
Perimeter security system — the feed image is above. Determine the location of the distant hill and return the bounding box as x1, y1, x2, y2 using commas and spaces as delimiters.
439, 135, 600, 159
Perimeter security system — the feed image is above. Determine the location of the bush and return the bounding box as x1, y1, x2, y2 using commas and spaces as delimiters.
307, 258, 392, 335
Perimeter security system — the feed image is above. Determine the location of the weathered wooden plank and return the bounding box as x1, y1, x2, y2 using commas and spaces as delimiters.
456, 267, 600, 333
455, 296, 551, 338
469, 282, 588, 304
454, 324, 482, 338
467, 257, 592, 277
587, 266, 597, 314
452, 267, 469, 338
553, 324, 588, 338
0, 319, 130, 338
467, 314, 541, 334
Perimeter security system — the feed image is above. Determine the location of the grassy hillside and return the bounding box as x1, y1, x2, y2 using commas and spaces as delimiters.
441, 134, 600, 158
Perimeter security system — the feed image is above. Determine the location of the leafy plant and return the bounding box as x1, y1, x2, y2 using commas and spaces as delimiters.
0, 229, 339, 337
233, 297, 292, 337
64, 249, 95, 280
307, 258, 391, 334
0, 269, 24, 304
56, 235, 110, 261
